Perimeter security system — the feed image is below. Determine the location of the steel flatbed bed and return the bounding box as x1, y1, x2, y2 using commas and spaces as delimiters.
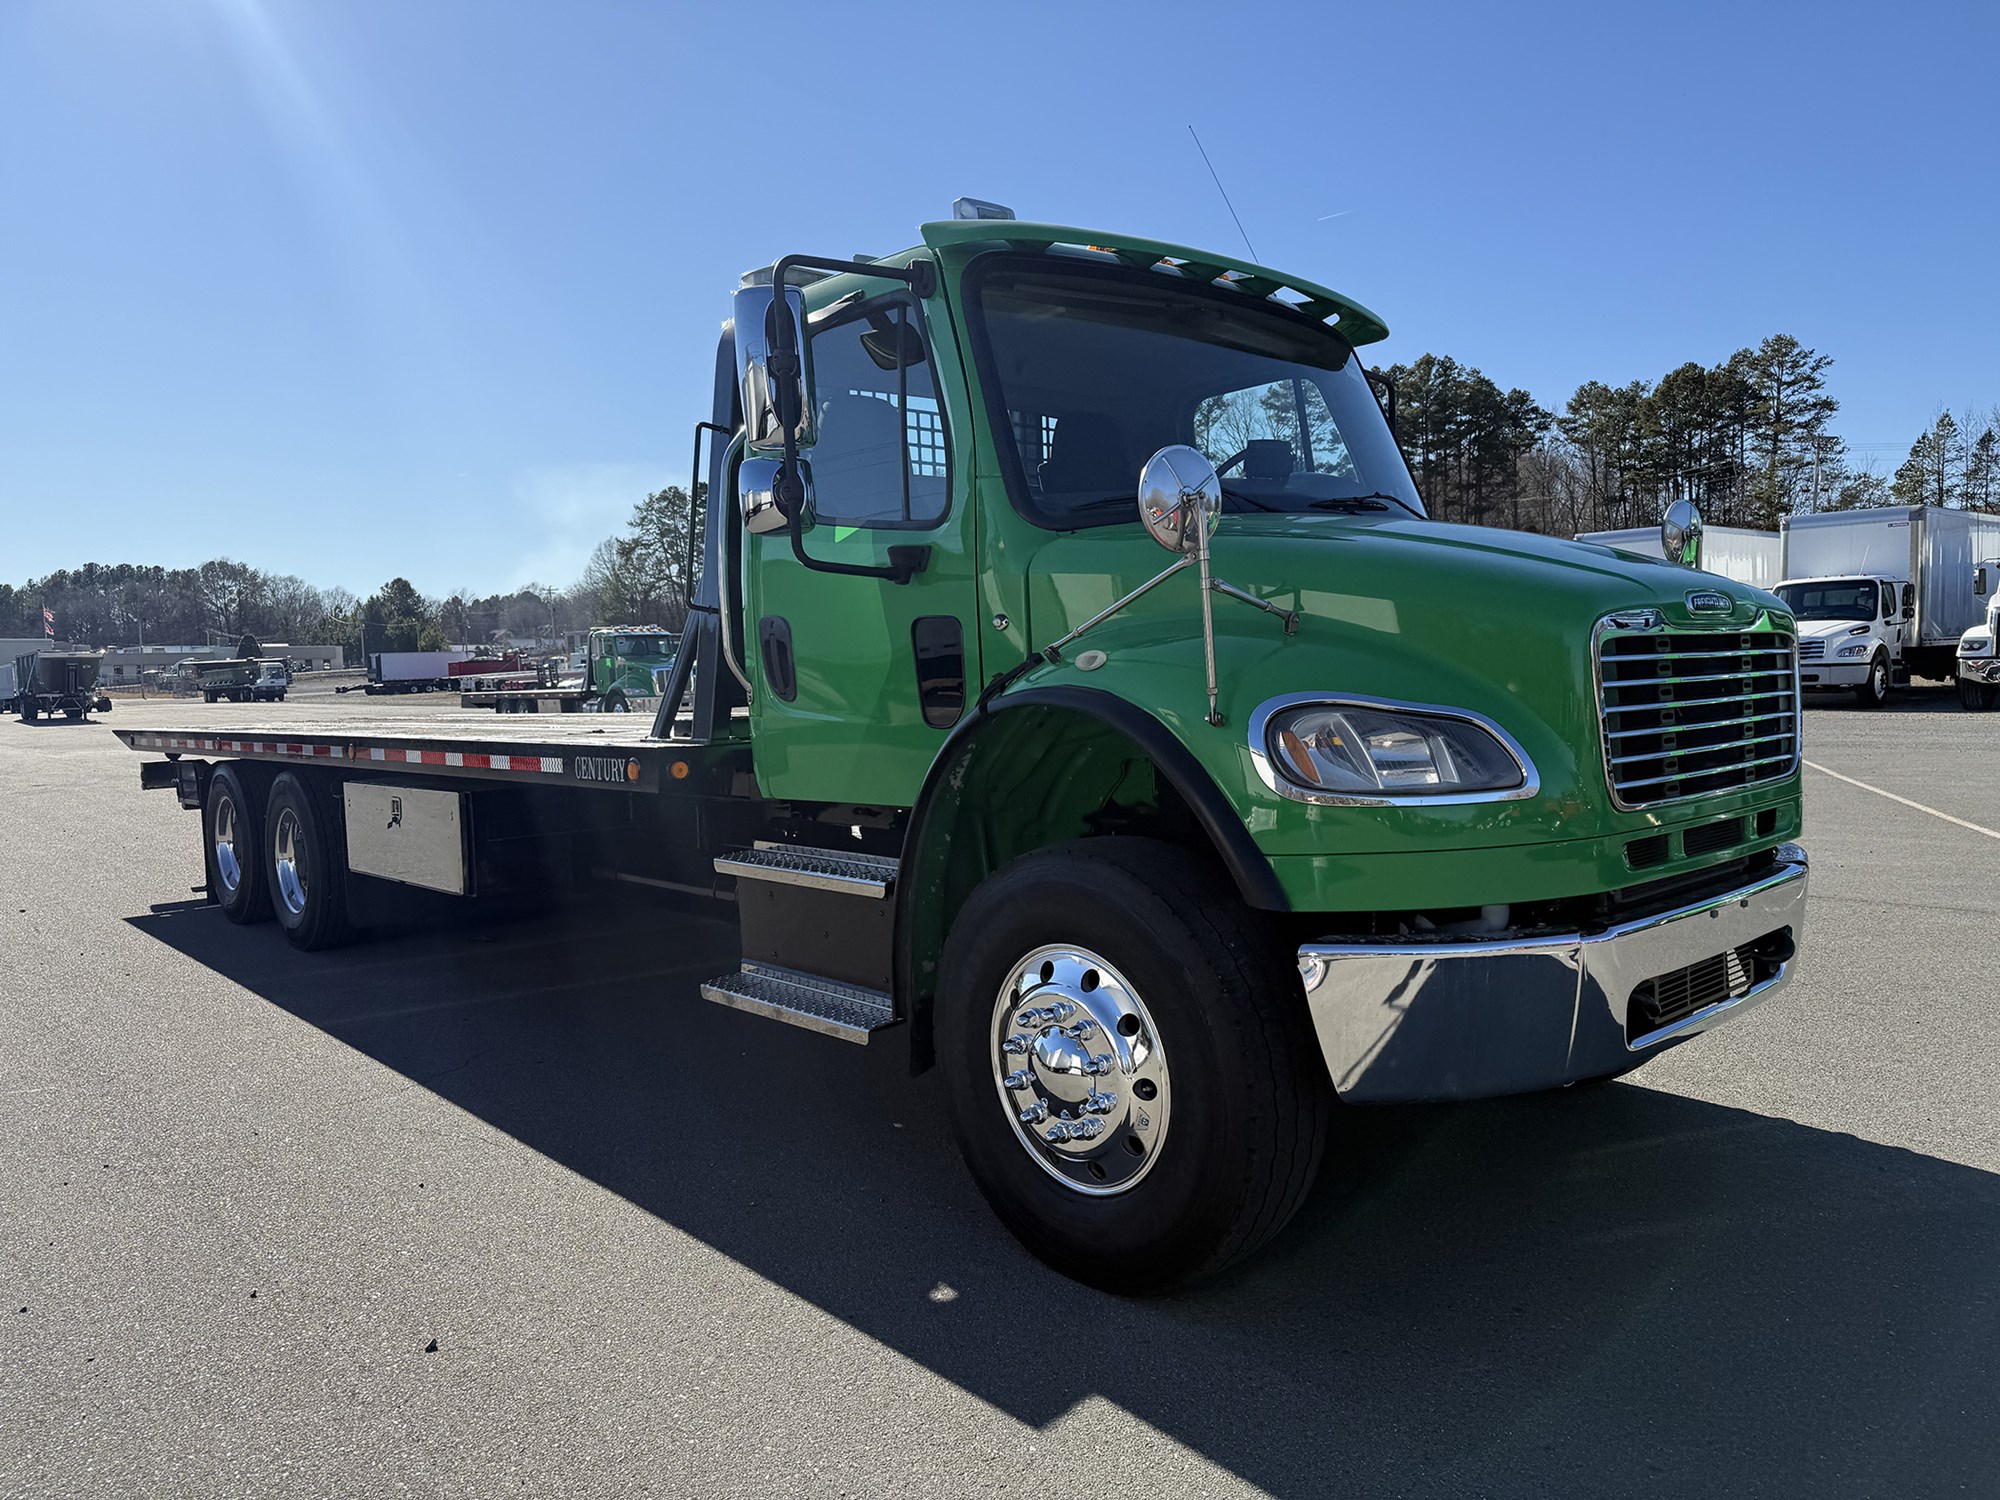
115, 714, 745, 795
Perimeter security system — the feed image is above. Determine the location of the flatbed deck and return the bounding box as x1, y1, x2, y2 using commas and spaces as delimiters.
115, 713, 738, 793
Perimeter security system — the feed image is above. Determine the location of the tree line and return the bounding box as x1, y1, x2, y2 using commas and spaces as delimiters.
1380, 335, 1998, 535
0, 485, 703, 657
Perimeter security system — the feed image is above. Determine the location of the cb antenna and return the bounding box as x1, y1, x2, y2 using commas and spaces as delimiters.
1187, 125, 1259, 263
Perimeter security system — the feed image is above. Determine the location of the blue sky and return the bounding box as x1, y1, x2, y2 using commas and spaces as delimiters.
3, 0, 1995, 596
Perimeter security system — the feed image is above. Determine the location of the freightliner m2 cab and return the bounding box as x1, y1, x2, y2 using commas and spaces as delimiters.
118, 211, 1809, 1292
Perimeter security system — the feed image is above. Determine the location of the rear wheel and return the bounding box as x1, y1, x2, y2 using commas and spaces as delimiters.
1959, 677, 1998, 711
204, 765, 269, 923
938, 838, 1331, 1295
263, 771, 352, 950
1855, 652, 1890, 708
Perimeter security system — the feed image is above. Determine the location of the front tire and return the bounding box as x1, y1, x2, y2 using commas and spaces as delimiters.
1959, 677, 1998, 711
263, 771, 352, 950
204, 765, 270, 923
1855, 652, 1890, 708
938, 838, 1330, 1295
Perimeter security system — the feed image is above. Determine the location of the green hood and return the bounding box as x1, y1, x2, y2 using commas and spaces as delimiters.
1016, 512, 1796, 860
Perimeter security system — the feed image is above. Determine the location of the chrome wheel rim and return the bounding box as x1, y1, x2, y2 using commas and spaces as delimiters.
1874, 661, 1888, 697
272, 807, 307, 916
991, 944, 1170, 1196
212, 795, 242, 894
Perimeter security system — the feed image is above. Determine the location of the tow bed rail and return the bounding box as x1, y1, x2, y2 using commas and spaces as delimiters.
114, 718, 742, 795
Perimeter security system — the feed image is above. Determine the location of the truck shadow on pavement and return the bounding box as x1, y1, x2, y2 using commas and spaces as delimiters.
131, 899, 1999, 1499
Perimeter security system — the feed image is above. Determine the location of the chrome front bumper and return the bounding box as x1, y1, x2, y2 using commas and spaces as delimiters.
1296, 844, 1808, 1103
1960, 657, 2000, 683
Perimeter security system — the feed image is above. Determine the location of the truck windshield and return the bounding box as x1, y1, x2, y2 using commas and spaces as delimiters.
967, 257, 1423, 529
612, 635, 672, 656
1776, 581, 1876, 621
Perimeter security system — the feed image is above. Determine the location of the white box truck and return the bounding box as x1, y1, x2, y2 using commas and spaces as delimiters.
352, 650, 472, 695
1577, 526, 1783, 588
1775, 505, 2000, 705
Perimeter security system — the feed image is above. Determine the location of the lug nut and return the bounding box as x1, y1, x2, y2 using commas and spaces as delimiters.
1071, 1117, 1105, 1140
1016, 1006, 1055, 1029
1003, 1068, 1034, 1091
1001, 1034, 1033, 1055
1019, 1101, 1048, 1125
1084, 1090, 1117, 1115
1049, 1000, 1077, 1021
1084, 1053, 1115, 1076
1061, 1021, 1097, 1041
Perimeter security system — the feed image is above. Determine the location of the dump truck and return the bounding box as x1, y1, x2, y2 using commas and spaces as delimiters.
113, 208, 1810, 1292
9, 650, 112, 721
181, 657, 289, 703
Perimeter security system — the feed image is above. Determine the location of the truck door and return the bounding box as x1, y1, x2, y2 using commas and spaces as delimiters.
1882, 581, 1904, 657
740, 286, 976, 807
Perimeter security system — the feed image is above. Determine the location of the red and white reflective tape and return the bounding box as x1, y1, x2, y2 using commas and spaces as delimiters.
360, 746, 564, 774
128, 732, 565, 776
130, 733, 343, 758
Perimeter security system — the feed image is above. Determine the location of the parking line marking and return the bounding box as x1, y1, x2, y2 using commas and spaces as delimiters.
1804, 759, 2000, 842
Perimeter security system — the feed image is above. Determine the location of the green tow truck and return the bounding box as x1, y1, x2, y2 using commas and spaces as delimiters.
460, 626, 677, 714
116, 206, 1808, 1292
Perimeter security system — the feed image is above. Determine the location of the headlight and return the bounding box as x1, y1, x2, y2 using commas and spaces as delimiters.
1836, 643, 1870, 658
1265, 702, 1529, 798
1963, 636, 1992, 655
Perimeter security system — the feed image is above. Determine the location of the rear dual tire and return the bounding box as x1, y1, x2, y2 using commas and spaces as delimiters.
263, 772, 352, 951
204, 765, 270, 924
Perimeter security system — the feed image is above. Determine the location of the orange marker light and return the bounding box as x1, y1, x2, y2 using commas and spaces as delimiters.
669, 760, 689, 781
626, 759, 641, 782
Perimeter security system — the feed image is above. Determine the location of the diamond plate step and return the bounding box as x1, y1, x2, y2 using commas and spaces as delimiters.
699, 963, 898, 1045
713, 844, 899, 898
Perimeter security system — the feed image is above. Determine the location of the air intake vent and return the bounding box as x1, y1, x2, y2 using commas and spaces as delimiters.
1625, 834, 1671, 870
1682, 817, 1744, 858
1596, 623, 1799, 810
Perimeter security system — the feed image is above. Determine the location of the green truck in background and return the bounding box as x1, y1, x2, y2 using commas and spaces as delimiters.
119, 205, 1809, 1292
461, 626, 677, 713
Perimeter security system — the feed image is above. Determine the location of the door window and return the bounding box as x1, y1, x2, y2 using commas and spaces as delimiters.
1880, 583, 1896, 619
804, 298, 949, 529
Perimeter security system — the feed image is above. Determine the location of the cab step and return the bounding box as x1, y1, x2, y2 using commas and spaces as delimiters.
713, 844, 898, 898
699, 962, 898, 1044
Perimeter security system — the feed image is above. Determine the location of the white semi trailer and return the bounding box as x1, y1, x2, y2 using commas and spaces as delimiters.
1577, 526, 1783, 589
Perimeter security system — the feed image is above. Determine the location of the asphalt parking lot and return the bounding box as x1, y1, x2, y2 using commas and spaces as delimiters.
3, 687, 1996, 1498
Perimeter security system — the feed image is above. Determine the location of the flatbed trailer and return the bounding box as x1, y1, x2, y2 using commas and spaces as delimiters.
113, 210, 1812, 1294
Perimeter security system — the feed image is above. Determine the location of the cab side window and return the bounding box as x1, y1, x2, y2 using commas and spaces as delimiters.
805, 298, 949, 529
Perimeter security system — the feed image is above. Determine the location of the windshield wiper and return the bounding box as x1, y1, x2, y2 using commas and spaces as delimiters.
1308, 493, 1396, 512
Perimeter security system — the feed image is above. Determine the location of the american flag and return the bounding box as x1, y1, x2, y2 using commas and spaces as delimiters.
42, 606, 54, 638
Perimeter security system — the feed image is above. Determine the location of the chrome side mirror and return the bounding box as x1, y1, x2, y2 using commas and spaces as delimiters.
733, 278, 816, 456
1661, 498, 1703, 569
739, 456, 812, 535
1137, 445, 1222, 556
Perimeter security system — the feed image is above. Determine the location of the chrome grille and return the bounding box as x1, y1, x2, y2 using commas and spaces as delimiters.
1596, 624, 1799, 809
